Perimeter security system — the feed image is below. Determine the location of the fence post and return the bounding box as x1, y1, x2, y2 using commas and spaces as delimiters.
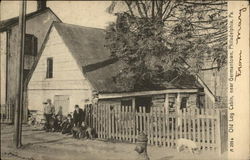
125, 106, 128, 141
150, 107, 154, 145
115, 105, 119, 140
132, 104, 136, 143
154, 107, 158, 146
158, 107, 162, 146
206, 109, 211, 150
128, 106, 132, 142
163, 107, 166, 147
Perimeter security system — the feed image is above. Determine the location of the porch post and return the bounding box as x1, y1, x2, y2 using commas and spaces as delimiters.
176, 93, 181, 130
176, 93, 181, 111
164, 94, 169, 113
132, 98, 135, 110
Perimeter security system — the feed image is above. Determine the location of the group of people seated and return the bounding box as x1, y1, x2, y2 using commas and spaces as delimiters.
42, 99, 94, 139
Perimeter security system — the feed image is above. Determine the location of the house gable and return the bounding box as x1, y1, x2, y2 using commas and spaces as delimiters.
28, 26, 92, 90
0, 8, 61, 32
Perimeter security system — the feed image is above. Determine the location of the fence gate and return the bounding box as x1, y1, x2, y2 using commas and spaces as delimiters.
85, 104, 227, 154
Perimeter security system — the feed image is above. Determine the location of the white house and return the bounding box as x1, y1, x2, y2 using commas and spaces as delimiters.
27, 22, 207, 115
27, 22, 102, 114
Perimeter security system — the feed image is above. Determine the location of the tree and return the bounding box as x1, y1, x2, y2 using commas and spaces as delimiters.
105, 0, 227, 91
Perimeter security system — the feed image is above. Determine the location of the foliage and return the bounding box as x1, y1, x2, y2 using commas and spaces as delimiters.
105, 0, 227, 91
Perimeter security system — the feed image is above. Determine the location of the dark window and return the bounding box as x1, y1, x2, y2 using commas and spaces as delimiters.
168, 97, 176, 112
24, 34, 38, 56
135, 97, 152, 113
197, 94, 205, 108
46, 58, 53, 78
180, 97, 188, 110
121, 99, 132, 107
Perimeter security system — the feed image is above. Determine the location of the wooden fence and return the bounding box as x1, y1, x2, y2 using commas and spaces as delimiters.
0, 104, 14, 123
85, 104, 227, 154
0, 103, 28, 124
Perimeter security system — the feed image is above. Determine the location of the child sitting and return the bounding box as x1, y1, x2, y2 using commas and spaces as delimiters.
61, 114, 74, 135
52, 115, 63, 132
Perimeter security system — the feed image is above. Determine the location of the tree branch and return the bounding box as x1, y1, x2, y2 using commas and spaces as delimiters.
135, 1, 145, 18
163, 3, 182, 21
139, 0, 148, 18
185, 1, 227, 6
152, 0, 155, 18
155, 0, 163, 19
125, 1, 135, 16
162, 1, 171, 17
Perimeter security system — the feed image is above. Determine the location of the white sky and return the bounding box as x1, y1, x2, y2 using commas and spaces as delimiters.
0, 1, 116, 29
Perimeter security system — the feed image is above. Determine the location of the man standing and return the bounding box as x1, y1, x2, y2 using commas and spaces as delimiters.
43, 99, 55, 131
73, 105, 85, 127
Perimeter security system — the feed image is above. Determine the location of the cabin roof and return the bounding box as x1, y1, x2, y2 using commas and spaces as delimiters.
0, 7, 61, 32
32, 22, 202, 94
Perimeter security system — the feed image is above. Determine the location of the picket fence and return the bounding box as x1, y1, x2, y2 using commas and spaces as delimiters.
85, 104, 227, 154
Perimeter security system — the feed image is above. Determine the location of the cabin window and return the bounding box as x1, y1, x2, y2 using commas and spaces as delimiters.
46, 58, 53, 78
135, 96, 152, 113
180, 97, 188, 110
197, 94, 205, 108
168, 97, 176, 112
24, 34, 37, 56
121, 99, 132, 107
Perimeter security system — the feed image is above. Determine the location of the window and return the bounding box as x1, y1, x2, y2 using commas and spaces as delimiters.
197, 94, 205, 108
135, 97, 152, 113
180, 97, 188, 110
121, 99, 132, 107
168, 97, 176, 112
46, 58, 53, 78
24, 34, 37, 56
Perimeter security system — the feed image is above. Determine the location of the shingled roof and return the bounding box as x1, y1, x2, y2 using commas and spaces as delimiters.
0, 8, 60, 32
51, 22, 202, 93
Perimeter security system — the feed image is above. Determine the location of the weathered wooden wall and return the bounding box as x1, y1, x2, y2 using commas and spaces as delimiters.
28, 26, 93, 113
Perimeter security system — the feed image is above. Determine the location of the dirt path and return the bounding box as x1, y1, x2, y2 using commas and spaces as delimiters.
1, 125, 227, 160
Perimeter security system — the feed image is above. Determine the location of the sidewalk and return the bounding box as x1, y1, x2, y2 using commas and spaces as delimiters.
1, 125, 227, 160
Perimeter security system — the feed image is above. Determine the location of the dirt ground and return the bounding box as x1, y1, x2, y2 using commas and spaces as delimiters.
1, 124, 227, 160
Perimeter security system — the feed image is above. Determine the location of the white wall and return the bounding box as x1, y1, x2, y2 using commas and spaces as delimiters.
0, 32, 7, 105
28, 26, 92, 113
28, 89, 91, 113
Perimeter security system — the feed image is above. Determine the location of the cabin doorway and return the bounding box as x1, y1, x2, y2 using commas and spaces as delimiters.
54, 95, 70, 116
135, 96, 152, 113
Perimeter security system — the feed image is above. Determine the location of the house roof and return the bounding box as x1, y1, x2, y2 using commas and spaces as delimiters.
34, 22, 202, 94
53, 22, 124, 93
0, 8, 61, 32
54, 23, 112, 67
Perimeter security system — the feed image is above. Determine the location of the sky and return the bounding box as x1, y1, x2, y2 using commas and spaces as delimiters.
0, 1, 116, 29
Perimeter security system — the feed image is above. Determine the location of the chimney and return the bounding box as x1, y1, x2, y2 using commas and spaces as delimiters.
37, 0, 47, 11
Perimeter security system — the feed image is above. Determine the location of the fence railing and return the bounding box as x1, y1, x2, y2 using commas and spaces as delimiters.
85, 104, 227, 154
0, 104, 13, 124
